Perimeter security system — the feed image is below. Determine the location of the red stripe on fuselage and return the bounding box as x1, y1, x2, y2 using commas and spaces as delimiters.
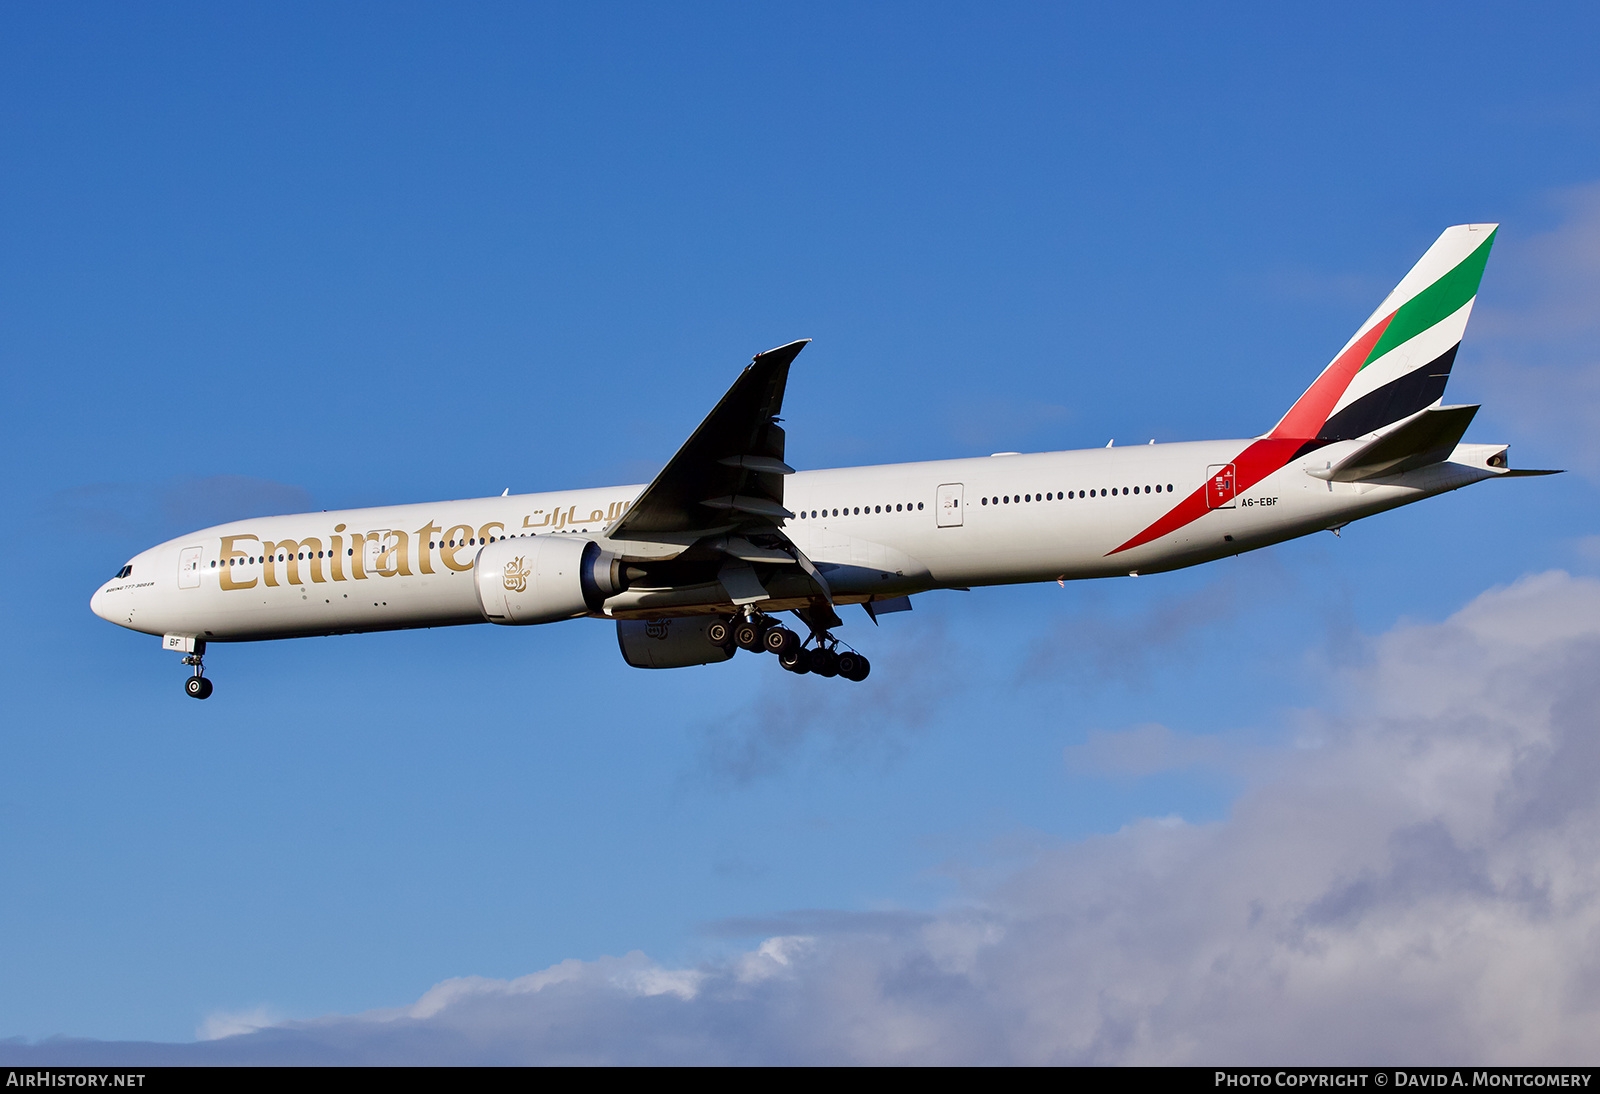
1107, 437, 1307, 555
1108, 317, 1397, 557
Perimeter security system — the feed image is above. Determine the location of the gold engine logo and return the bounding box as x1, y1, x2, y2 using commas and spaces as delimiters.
502, 556, 530, 593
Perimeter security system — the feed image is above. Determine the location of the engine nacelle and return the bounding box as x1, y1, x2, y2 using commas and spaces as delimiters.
616, 617, 735, 669
473, 536, 624, 625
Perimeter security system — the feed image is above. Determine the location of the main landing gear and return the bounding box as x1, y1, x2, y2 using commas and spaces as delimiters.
709, 610, 870, 682
182, 643, 213, 700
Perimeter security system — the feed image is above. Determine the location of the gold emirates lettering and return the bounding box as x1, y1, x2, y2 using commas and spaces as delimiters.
212, 499, 632, 591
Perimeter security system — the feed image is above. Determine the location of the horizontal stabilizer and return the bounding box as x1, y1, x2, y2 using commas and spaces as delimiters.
1308, 404, 1479, 482
1496, 468, 1564, 477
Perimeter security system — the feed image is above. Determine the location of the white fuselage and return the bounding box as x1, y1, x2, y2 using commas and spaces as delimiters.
89, 438, 1505, 644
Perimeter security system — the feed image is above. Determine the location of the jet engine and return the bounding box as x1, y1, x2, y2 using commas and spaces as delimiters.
616, 616, 736, 669
473, 536, 625, 625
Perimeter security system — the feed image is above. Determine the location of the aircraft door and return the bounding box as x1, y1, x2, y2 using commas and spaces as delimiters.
937, 483, 964, 527
1206, 464, 1237, 509
178, 546, 204, 589
364, 531, 390, 575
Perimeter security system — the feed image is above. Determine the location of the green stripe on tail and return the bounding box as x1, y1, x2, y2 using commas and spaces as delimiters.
1364, 229, 1496, 366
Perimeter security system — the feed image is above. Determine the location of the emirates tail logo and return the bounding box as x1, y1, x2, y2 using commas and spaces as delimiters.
503, 556, 530, 593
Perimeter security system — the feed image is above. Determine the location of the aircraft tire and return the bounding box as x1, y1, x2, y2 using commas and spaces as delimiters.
734, 620, 767, 651
779, 647, 812, 674
810, 648, 839, 678
837, 652, 869, 682
185, 676, 213, 700
763, 627, 799, 657
706, 620, 734, 649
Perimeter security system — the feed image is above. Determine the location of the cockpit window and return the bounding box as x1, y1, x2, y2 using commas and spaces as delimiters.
113, 564, 133, 580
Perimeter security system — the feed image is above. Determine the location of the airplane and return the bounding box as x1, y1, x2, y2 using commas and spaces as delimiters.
92, 223, 1556, 699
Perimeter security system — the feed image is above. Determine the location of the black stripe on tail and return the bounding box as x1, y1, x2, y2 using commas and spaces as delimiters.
1317, 344, 1459, 442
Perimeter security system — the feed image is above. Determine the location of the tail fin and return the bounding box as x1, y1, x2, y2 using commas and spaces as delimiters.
1269, 224, 1497, 443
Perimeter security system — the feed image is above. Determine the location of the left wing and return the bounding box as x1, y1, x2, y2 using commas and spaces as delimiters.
604, 339, 835, 614
606, 339, 806, 540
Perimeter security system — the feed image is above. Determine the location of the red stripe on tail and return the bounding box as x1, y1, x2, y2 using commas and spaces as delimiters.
1269, 313, 1394, 440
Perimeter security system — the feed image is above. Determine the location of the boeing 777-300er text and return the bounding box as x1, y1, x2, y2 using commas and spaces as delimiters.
93, 224, 1556, 698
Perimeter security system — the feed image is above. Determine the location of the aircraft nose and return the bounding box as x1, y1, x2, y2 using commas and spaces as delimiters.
90, 585, 109, 621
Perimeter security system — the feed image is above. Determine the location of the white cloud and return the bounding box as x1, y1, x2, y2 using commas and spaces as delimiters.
195, 1006, 281, 1042
12, 571, 1600, 1064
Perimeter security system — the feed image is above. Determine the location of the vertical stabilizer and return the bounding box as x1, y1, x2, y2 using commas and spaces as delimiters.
1270, 224, 1497, 442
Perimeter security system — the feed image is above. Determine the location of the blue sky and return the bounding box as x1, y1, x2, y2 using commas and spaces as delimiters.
3, 2, 1599, 1063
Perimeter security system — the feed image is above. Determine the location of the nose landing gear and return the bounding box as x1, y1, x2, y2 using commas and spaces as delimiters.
182, 646, 213, 700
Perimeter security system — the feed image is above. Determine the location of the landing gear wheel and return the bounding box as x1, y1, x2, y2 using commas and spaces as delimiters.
185, 676, 213, 700
810, 648, 839, 678
779, 647, 812, 674
706, 620, 734, 649
734, 619, 768, 652
836, 652, 870, 682
763, 627, 799, 657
